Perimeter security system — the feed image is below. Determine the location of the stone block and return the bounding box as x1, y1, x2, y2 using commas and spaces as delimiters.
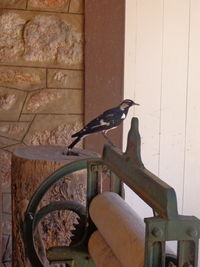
27, 0, 70, 12
0, 11, 83, 69
23, 89, 83, 114
23, 114, 83, 146
0, 0, 26, 9
0, 122, 30, 141
0, 136, 19, 149
0, 87, 26, 121
19, 114, 35, 121
0, 66, 46, 90
0, 12, 26, 62
69, 0, 83, 14
4, 143, 27, 152
47, 69, 83, 89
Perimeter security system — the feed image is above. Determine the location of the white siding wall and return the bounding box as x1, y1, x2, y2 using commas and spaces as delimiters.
124, 0, 200, 224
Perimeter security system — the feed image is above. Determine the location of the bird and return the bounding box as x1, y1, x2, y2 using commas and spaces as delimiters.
64, 99, 139, 155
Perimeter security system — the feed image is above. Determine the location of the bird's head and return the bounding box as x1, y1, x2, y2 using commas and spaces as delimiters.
120, 99, 139, 110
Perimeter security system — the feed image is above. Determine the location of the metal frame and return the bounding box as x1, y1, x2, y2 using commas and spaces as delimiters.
23, 159, 95, 267
23, 118, 200, 267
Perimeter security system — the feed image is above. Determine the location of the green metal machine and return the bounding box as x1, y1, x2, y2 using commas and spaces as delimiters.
23, 118, 200, 266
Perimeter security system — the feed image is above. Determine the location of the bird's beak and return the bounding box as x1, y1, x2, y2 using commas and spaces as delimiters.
133, 102, 140, 106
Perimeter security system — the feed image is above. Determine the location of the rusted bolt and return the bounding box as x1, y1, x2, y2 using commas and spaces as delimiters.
152, 227, 162, 238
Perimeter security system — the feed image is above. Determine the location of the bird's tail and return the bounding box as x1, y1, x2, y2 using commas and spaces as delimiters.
68, 136, 81, 150
71, 128, 86, 138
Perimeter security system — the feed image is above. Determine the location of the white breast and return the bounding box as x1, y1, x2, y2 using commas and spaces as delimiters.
121, 113, 126, 119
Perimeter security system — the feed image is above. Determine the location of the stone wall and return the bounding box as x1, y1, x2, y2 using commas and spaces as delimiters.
0, 1, 84, 265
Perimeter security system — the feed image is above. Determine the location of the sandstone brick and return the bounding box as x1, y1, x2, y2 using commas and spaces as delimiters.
24, 90, 61, 112
23, 114, 83, 146
0, 136, 19, 148
0, 87, 26, 121
0, 66, 46, 90
23, 15, 83, 68
28, 0, 70, 12
0, 11, 83, 69
3, 143, 27, 152
19, 114, 35, 121
23, 89, 83, 114
0, 12, 25, 62
0, 93, 16, 111
1, 0, 26, 9
69, 0, 83, 14
47, 69, 83, 89
0, 122, 30, 141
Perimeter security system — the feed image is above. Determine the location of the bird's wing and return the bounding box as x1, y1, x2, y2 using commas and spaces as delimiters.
101, 108, 124, 125
72, 107, 122, 137
71, 114, 102, 137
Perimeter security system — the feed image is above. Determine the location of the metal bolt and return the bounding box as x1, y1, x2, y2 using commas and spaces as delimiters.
187, 228, 198, 238
152, 227, 162, 238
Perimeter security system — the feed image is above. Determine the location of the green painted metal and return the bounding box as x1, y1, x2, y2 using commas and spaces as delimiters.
103, 118, 178, 219
144, 215, 200, 266
23, 158, 97, 267
47, 246, 95, 266
34, 201, 86, 230
23, 117, 200, 267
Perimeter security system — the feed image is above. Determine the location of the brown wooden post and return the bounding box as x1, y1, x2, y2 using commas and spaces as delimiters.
0, 181, 1, 265
84, 0, 125, 154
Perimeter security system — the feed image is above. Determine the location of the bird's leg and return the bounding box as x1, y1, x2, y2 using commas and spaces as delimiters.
62, 137, 81, 156
101, 132, 115, 146
62, 148, 79, 156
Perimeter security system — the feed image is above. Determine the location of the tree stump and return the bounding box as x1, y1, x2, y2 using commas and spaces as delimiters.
0, 176, 1, 264
11, 146, 99, 267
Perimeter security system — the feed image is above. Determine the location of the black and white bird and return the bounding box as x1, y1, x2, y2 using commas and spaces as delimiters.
66, 99, 139, 153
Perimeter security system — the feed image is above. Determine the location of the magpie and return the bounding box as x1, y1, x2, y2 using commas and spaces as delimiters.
65, 99, 139, 154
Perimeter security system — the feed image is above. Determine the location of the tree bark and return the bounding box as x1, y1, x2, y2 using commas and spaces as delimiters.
11, 145, 98, 267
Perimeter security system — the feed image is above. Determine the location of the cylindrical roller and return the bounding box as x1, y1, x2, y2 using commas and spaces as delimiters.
89, 192, 145, 267
88, 230, 123, 267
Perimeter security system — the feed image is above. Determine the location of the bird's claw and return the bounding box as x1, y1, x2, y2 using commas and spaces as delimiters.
62, 148, 79, 156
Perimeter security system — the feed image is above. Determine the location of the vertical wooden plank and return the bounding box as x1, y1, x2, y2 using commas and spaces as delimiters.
184, 0, 200, 218
159, 0, 190, 213
134, 0, 163, 174
84, 0, 125, 154
123, 0, 139, 213
124, 0, 164, 218
123, 0, 137, 149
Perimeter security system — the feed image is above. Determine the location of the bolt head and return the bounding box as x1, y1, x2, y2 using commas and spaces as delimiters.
152, 227, 162, 238
187, 228, 198, 238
